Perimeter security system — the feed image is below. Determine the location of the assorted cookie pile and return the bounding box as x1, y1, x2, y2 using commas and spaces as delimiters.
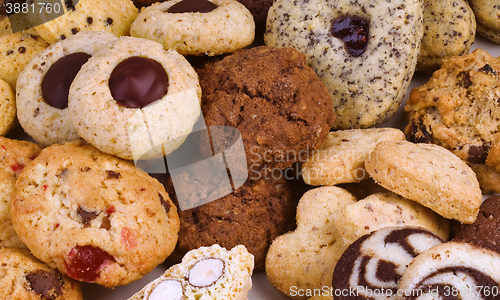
0, 0, 500, 299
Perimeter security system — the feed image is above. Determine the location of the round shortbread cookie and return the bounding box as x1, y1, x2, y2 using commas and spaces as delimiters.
301, 128, 405, 186
130, 0, 255, 56
365, 140, 482, 224
0, 78, 16, 135
68, 36, 202, 160
398, 242, 500, 299
16, 30, 116, 146
10, 141, 180, 287
0, 247, 83, 300
265, 0, 424, 129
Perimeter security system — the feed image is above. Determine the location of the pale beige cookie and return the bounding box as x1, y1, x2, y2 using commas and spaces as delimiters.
10, 141, 180, 288
68, 36, 202, 160
0, 28, 49, 89
129, 245, 254, 300
31, 0, 138, 44
399, 242, 500, 299
16, 30, 116, 146
0, 78, 16, 135
301, 128, 405, 186
130, 0, 255, 56
469, 0, 500, 43
417, 0, 476, 72
0, 136, 41, 248
265, 0, 424, 129
365, 140, 482, 224
0, 247, 83, 300
265, 188, 449, 300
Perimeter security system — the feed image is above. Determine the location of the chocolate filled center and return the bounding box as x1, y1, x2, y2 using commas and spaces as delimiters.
331, 15, 370, 57
109, 56, 169, 109
42, 52, 91, 109
167, 0, 217, 13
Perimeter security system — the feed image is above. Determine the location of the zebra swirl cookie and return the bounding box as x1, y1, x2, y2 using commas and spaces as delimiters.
16, 30, 116, 146
332, 226, 444, 300
130, 0, 255, 56
265, 0, 424, 129
10, 141, 180, 287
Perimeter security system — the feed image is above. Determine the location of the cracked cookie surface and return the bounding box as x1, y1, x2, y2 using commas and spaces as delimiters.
10, 140, 180, 288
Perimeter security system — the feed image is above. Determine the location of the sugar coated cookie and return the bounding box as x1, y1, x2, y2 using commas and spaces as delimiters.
365, 140, 482, 224
398, 242, 500, 299
0, 247, 83, 300
10, 141, 180, 287
0, 136, 41, 248
199, 46, 334, 173
469, 0, 500, 43
16, 30, 116, 146
129, 245, 254, 300
130, 0, 255, 56
265, 0, 423, 129
332, 226, 444, 300
301, 128, 405, 186
406, 48, 500, 194
0, 77, 16, 135
69, 36, 202, 160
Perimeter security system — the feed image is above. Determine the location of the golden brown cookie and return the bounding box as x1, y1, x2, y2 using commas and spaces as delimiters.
0, 78, 16, 135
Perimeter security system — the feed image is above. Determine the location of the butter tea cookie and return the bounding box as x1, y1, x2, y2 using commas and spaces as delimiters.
130, 0, 255, 56
16, 30, 117, 146
69, 36, 202, 160
0, 78, 16, 135
10, 141, 180, 287
469, 0, 500, 43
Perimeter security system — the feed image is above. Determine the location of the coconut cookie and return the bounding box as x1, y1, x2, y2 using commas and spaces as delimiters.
365, 141, 482, 224
130, 0, 254, 56
265, 188, 449, 300
265, 0, 423, 129
30, 0, 138, 45
0, 136, 41, 248
332, 226, 444, 300
69, 36, 202, 161
417, 0, 476, 72
0, 247, 83, 300
406, 49, 500, 194
129, 245, 254, 300
16, 30, 116, 146
10, 141, 180, 287
469, 0, 500, 43
301, 128, 405, 186
398, 242, 500, 299
0, 78, 16, 135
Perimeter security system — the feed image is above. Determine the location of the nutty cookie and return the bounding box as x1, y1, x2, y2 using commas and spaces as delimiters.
16, 30, 116, 146
417, 0, 476, 72
0, 247, 83, 300
10, 140, 180, 287
129, 245, 254, 300
69, 36, 202, 160
199, 46, 334, 172
130, 0, 255, 56
265, 0, 424, 129
0, 136, 41, 248
405, 48, 500, 194
0, 77, 16, 135
469, 0, 500, 43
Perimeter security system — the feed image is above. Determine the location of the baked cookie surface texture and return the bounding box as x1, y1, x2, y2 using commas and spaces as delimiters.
469, 0, 500, 43
128, 245, 254, 300
69, 36, 202, 160
0, 77, 16, 135
0, 247, 83, 300
10, 141, 180, 288
265, 0, 424, 129
405, 48, 500, 194
130, 0, 255, 56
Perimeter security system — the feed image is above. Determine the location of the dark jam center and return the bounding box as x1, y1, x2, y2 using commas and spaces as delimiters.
109, 56, 169, 109
42, 52, 91, 109
167, 0, 217, 13
66, 245, 114, 282
331, 15, 370, 57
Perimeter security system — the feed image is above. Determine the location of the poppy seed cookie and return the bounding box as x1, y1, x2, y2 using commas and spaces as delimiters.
469, 0, 500, 44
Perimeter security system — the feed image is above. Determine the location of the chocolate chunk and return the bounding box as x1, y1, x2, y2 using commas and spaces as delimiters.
100, 216, 111, 230
479, 64, 497, 75
407, 118, 432, 144
458, 71, 472, 88
106, 170, 121, 179
331, 15, 370, 57
159, 193, 171, 214
468, 144, 489, 164
167, 0, 217, 13
42, 52, 91, 109
77, 207, 98, 226
109, 56, 169, 108
26, 270, 63, 300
